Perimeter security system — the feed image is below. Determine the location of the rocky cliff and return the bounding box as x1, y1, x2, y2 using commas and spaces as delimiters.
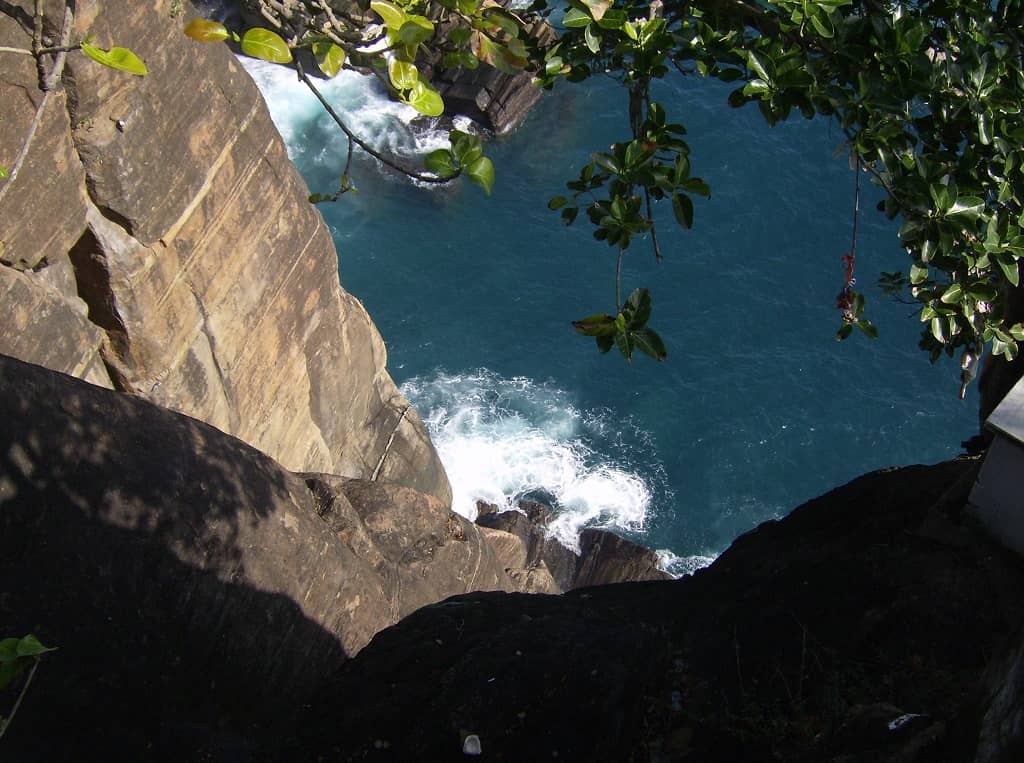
4, 355, 1022, 761
0, 0, 448, 500
3, 3, 1024, 761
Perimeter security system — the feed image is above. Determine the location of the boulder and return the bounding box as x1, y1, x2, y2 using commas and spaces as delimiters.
476, 508, 578, 591
475, 505, 670, 591
574, 527, 672, 588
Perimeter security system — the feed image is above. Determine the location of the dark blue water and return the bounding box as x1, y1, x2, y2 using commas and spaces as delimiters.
243, 59, 978, 571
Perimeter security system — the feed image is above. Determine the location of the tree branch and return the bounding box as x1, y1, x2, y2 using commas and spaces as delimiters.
294, 59, 454, 185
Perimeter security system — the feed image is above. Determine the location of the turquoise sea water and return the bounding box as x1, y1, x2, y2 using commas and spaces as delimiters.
242, 59, 978, 572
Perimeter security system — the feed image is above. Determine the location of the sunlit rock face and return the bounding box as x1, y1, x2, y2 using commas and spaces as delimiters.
0, 0, 449, 502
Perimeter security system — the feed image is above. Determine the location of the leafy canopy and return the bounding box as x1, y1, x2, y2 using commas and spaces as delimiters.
187, 0, 1024, 391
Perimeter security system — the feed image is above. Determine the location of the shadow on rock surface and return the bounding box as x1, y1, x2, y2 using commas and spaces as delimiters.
0, 354, 349, 758
294, 459, 1024, 762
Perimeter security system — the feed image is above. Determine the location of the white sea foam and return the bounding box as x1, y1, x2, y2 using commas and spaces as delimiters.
238, 57, 470, 171
655, 549, 717, 578
401, 370, 654, 552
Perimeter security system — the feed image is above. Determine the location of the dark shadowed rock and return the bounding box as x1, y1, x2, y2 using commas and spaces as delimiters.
0, 354, 511, 758
296, 458, 1024, 762
975, 624, 1024, 763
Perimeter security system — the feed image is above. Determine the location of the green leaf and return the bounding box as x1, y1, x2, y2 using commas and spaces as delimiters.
940, 282, 963, 304
0, 660, 28, 691
596, 9, 627, 29
581, 0, 612, 22
240, 28, 292, 64
856, 319, 878, 338
399, 16, 434, 45
672, 193, 694, 229
998, 256, 1020, 287
615, 329, 634, 361
483, 8, 521, 37
449, 27, 472, 45
809, 11, 834, 38
931, 316, 947, 342
80, 42, 149, 75
548, 195, 569, 210
0, 638, 18, 661
406, 80, 444, 116
624, 287, 652, 327
370, 0, 406, 30
183, 18, 230, 42
968, 283, 998, 302
624, 140, 648, 170
979, 110, 993, 145
573, 313, 618, 336
584, 23, 601, 54
929, 183, 953, 214
632, 327, 667, 360
910, 263, 928, 284
466, 156, 495, 195
682, 178, 711, 197
388, 59, 419, 90
743, 79, 771, 97
592, 153, 621, 175
450, 130, 482, 166
0, 163, 7, 179
836, 323, 853, 341
947, 196, 985, 222
545, 56, 565, 76
673, 155, 690, 183
15, 635, 54, 658
424, 149, 456, 178
313, 42, 346, 78
746, 51, 772, 83
921, 238, 936, 263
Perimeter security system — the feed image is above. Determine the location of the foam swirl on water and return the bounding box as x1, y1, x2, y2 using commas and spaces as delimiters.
238, 57, 466, 170
401, 370, 654, 552
655, 550, 716, 577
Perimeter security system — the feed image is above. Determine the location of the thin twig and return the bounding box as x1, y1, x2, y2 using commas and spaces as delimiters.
294, 59, 453, 184
644, 187, 663, 263
0, 91, 50, 204
32, 0, 44, 87
850, 153, 861, 260
0, 2, 72, 205
615, 243, 624, 310
0, 659, 39, 741
45, 3, 73, 92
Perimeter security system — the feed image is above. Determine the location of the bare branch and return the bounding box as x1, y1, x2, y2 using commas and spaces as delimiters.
294, 59, 454, 185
